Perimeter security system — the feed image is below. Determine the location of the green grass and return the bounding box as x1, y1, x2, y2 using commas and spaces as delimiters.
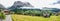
11, 14, 60, 21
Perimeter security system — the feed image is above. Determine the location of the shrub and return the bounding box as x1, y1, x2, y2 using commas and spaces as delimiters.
0, 13, 6, 19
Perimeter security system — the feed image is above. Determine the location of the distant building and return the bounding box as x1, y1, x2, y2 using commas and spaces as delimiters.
2, 9, 10, 15
10, 11, 15, 14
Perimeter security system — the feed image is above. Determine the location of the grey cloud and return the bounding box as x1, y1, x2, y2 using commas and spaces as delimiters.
53, 1, 60, 5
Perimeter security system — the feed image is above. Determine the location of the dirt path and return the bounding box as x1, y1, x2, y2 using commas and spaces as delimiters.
3, 15, 12, 21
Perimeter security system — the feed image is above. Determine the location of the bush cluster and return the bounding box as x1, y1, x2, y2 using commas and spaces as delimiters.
0, 13, 6, 19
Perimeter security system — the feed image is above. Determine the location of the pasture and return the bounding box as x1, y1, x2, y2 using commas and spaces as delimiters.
11, 14, 60, 21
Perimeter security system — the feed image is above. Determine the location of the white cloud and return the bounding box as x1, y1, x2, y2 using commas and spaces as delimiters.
0, 0, 15, 8
0, 0, 60, 8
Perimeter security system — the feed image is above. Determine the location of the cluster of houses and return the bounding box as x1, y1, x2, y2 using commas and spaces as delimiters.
0, 9, 14, 15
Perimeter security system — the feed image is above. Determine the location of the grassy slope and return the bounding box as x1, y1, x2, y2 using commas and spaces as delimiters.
11, 14, 60, 21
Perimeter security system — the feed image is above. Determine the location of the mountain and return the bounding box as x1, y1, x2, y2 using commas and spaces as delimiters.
13, 1, 33, 7
8, 1, 33, 10
23, 2, 33, 7
0, 4, 5, 9
0, 4, 5, 12
41, 7, 60, 12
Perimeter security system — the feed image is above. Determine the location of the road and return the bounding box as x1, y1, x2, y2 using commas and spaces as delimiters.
3, 15, 12, 21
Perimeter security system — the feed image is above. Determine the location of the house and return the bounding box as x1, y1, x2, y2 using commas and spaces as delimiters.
2, 9, 10, 15
10, 11, 15, 14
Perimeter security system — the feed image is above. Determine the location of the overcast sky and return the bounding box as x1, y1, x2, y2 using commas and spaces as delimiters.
0, 0, 60, 8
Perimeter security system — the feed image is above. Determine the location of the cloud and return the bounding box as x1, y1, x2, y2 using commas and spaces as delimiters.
53, 0, 60, 5
0, 0, 60, 8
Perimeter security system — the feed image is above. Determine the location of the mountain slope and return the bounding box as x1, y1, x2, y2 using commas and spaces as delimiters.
8, 1, 33, 10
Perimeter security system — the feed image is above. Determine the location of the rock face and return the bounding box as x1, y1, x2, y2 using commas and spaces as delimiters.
13, 1, 33, 7
23, 2, 33, 7
9, 1, 33, 10
13, 1, 24, 7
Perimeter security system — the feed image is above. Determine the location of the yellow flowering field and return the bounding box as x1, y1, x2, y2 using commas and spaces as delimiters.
11, 14, 60, 21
